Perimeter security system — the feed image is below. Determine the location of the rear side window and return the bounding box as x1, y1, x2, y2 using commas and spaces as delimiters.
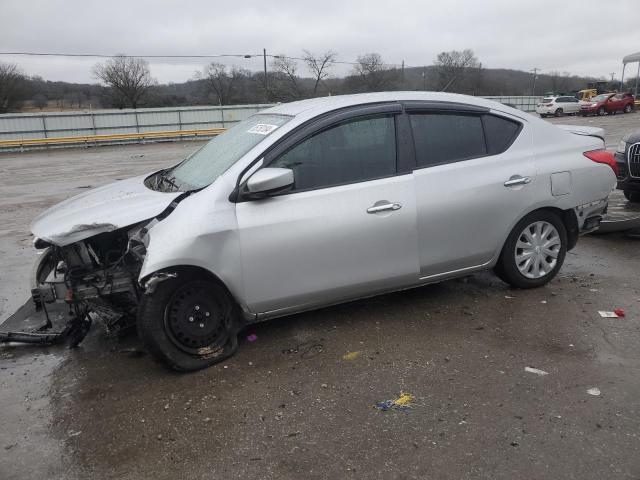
483, 114, 522, 155
410, 113, 486, 168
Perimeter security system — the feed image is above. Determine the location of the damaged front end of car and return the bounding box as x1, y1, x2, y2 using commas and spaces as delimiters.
1, 223, 149, 346
0, 171, 190, 347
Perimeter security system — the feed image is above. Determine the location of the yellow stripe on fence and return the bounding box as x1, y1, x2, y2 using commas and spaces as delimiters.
0, 127, 227, 147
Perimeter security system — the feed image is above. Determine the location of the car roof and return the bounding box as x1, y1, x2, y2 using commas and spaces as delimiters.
260, 91, 524, 120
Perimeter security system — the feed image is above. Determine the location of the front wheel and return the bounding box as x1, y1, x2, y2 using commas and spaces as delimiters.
137, 273, 240, 371
495, 211, 567, 288
624, 190, 640, 203
597, 107, 606, 116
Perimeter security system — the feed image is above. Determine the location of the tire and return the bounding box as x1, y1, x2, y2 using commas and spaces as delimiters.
624, 104, 632, 113
495, 211, 567, 289
539, 114, 547, 118
624, 190, 640, 203
554, 108, 563, 117
597, 107, 606, 116
137, 272, 240, 371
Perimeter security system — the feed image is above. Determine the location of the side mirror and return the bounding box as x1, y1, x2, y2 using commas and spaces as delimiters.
245, 167, 294, 198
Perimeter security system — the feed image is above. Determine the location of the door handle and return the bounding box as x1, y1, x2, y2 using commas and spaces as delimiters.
367, 202, 402, 214
504, 176, 531, 187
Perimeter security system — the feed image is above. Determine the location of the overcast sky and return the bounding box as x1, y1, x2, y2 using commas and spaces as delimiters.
1, 0, 638, 84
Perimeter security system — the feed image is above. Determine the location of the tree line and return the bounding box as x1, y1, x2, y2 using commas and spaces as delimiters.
0, 50, 628, 113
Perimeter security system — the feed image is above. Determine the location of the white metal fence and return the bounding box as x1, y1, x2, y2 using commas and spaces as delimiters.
0, 96, 541, 150
0, 104, 272, 141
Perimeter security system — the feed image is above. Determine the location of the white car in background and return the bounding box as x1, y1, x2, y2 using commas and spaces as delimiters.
535, 96, 581, 117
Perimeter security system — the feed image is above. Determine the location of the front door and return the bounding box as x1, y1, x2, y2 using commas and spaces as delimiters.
235, 112, 419, 314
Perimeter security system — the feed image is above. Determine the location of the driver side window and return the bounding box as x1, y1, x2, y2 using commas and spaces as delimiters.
269, 115, 397, 192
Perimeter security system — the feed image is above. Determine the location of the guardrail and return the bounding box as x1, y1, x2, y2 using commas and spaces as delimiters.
0, 127, 226, 148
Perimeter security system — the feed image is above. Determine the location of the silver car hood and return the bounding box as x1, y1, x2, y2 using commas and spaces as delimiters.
31, 174, 182, 246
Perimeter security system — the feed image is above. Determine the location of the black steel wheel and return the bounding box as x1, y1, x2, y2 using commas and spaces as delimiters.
137, 272, 240, 371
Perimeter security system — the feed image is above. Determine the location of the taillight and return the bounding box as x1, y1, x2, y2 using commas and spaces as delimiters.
545, 103, 553, 107
584, 149, 618, 176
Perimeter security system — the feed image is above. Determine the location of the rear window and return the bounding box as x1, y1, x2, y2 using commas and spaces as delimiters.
542, 98, 554, 103
483, 115, 522, 155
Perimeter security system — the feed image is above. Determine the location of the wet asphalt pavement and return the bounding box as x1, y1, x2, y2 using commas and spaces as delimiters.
1, 113, 640, 479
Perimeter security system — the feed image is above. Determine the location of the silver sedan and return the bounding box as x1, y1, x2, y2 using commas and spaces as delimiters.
29, 92, 617, 370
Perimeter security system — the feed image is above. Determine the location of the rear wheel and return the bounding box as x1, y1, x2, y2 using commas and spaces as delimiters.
624, 190, 640, 203
539, 114, 547, 118
624, 104, 633, 113
597, 107, 606, 116
137, 272, 240, 371
495, 211, 567, 288
554, 108, 564, 117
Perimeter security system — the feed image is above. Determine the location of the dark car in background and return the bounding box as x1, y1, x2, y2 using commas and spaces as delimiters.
615, 131, 640, 202
581, 93, 635, 116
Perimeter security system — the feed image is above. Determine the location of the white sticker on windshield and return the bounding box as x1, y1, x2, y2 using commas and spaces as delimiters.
247, 124, 279, 135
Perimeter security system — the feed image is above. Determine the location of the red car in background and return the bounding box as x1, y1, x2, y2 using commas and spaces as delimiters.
580, 93, 635, 116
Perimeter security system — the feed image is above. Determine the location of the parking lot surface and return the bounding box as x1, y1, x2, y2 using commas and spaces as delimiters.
1, 112, 640, 479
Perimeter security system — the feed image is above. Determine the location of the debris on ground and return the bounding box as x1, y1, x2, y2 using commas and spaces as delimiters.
587, 387, 601, 396
598, 310, 622, 318
375, 391, 414, 411
525, 366, 549, 376
246, 334, 258, 342
342, 351, 361, 360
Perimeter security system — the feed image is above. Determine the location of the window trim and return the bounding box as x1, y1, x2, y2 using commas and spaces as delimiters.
407, 111, 523, 171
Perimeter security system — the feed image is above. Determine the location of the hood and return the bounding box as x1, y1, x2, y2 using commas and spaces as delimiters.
556, 124, 605, 141
31, 174, 182, 246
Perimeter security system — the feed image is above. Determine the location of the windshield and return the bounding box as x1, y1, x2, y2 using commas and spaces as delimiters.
168, 113, 291, 189
591, 95, 608, 102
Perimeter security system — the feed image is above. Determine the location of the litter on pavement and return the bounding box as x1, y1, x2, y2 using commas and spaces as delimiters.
598, 310, 624, 318
587, 387, 601, 396
375, 391, 414, 411
342, 351, 361, 360
524, 366, 549, 376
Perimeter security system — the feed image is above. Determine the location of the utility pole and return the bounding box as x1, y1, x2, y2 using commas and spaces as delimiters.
422, 66, 426, 91
401, 60, 405, 89
263, 48, 268, 102
530, 68, 540, 96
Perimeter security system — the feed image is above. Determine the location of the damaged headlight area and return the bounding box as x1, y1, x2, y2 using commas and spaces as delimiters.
23, 223, 150, 345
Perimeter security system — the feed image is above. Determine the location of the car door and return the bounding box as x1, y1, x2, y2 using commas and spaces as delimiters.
235, 105, 420, 315
405, 104, 535, 279
566, 96, 580, 114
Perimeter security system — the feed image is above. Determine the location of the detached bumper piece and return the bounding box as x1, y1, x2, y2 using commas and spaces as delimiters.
0, 298, 92, 347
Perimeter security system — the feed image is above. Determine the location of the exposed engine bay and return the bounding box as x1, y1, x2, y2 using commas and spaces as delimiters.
0, 223, 150, 346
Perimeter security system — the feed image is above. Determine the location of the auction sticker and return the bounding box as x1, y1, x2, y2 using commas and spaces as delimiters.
247, 124, 280, 135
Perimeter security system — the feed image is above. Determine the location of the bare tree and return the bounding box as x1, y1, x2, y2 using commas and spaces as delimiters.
303, 50, 336, 96
198, 62, 249, 105
434, 49, 481, 92
93, 55, 155, 108
0, 62, 27, 113
352, 53, 396, 91
271, 55, 301, 99
32, 93, 48, 110
548, 70, 572, 94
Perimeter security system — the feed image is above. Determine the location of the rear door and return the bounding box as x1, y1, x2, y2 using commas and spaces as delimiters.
235, 104, 420, 314
405, 103, 535, 279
